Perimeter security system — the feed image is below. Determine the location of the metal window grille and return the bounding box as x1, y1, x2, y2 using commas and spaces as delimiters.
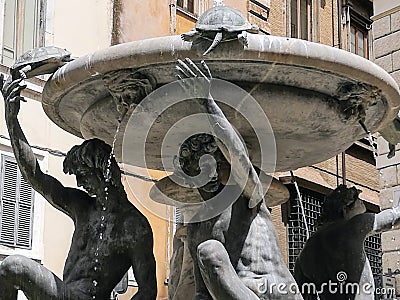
287, 185, 382, 288
0, 155, 34, 249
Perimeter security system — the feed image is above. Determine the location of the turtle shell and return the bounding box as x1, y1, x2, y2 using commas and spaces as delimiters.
11, 46, 71, 71
196, 6, 253, 32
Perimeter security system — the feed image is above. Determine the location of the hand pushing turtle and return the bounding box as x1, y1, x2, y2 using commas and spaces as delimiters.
9, 46, 73, 81
181, 1, 259, 55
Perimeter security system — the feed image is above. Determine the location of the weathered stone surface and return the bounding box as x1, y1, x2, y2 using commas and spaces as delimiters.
42, 34, 400, 173
382, 252, 400, 274
380, 186, 400, 209
377, 151, 400, 169
392, 10, 400, 33
393, 50, 400, 72
378, 135, 391, 155
393, 274, 400, 296
391, 70, 400, 86
379, 166, 398, 188
373, 15, 391, 38
374, 31, 400, 58
382, 229, 400, 252
383, 252, 400, 299
375, 54, 393, 72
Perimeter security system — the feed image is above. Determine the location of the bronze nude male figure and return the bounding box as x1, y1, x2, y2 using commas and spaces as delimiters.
295, 185, 400, 300
176, 59, 303, 300
0, 77, 157, 299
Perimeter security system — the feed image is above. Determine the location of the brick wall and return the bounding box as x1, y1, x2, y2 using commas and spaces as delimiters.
373, 3, 400, 297
319, 0, 338, 47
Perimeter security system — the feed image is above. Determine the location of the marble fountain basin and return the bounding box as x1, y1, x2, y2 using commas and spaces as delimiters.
42, 34, 400, 173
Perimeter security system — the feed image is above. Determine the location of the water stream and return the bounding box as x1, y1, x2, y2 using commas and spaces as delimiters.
92, 119, 123, 299
359, 120, 377, 160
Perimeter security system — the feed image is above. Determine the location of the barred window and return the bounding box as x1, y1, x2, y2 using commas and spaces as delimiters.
0, 155, 34, 249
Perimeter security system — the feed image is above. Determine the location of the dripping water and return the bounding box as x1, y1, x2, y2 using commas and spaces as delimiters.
92, 118, 123, 298
359, 120, 377, 160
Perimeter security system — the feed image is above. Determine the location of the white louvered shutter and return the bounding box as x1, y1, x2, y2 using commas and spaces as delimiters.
0, 155, 34, 249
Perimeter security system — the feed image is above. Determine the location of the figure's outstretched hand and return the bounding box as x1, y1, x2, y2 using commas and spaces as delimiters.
1, 74, 27, 119
176, 58, 213, 100
175, 59, 264, 208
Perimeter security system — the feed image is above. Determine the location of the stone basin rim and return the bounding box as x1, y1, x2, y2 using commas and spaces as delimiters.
43, 33, 400, 138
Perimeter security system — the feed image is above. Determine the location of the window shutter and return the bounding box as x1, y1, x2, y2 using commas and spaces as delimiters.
2, 0, 44, 66
0, 158, 18, 245
0, 155, 34, 249
23, 0, 39, 53
2, 0, 16, 66
16, 176, 34, 247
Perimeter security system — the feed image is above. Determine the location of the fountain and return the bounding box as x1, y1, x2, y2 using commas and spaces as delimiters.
41, 34, 399, 172
12, 3, 400, 299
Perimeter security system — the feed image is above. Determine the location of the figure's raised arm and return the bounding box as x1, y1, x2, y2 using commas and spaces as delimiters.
2, 76, 78, 216
176, 58, 264, 208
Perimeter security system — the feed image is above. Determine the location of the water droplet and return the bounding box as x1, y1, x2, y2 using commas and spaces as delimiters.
95, 252, 99, 257
102, 206, 106, 211
99, 233, 103, 240
92, 296, 96, 299
93, 280, 98, 286
100, 223, 105, 228
95, 259, 99, 263
101, 216, 105, 221
94, 266, 98, 271
104, 187, 108, 192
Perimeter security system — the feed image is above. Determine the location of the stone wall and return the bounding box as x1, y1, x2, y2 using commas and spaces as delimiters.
373, 1, 400, 297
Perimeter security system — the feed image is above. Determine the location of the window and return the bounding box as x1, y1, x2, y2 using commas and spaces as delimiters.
2, 0, 45, 66
287, 186, 382, 289
350, 24, 368, 58
290, 0, 311, 40
177, 0, 195, 14
346, 2, 373, 60
0, 155, 34, 249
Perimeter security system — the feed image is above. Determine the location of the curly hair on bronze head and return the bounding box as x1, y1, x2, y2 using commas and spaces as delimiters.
318, 185, 360, 226
178, 133, 226, 193
63, 138, 121, 187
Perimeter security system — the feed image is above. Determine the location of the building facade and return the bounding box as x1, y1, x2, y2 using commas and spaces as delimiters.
372, 1, 400, 298
0, 0, 392, 299
113, 0, 382, 299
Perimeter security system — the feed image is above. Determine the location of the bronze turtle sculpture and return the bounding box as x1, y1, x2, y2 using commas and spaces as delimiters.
9, 46, 73, 81
181, 5, 259, 55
